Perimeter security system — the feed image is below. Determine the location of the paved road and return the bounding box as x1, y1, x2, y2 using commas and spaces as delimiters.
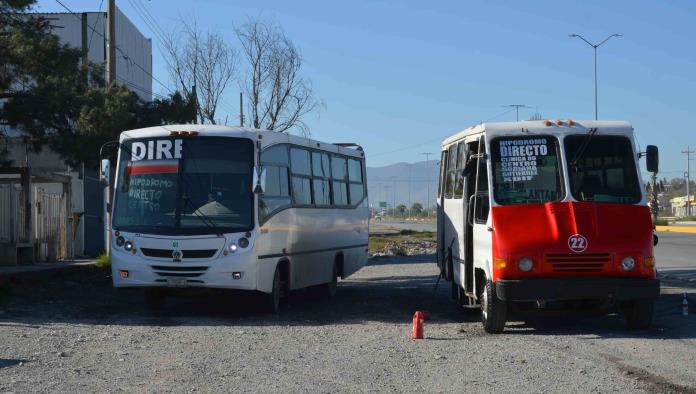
1, 258, 696, 392
655, 232, 696, 281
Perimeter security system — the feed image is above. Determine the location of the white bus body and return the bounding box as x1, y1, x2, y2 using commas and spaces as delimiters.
109, 125, 369, 310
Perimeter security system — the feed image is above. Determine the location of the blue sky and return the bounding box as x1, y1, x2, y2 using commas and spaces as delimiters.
36, 0, 696, 175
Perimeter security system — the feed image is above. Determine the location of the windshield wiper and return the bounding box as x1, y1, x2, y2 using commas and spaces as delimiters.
181, 193, 219, 231
570, 127, 597, 168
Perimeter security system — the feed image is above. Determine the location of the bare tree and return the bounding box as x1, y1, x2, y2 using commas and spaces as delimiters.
236, 20, 321, 135
163, 20, 237, 124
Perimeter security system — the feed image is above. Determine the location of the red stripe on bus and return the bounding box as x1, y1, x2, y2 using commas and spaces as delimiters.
127, 164, 179, 175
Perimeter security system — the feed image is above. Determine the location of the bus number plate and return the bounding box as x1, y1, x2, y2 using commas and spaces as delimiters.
166, 278, 187, 287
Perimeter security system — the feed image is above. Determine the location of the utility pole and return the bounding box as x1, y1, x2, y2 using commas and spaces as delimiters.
421, 153, 432, 216
104, 0, 116, 255
569, 33, 621, 120
106, 0, 116, 84
239, 92, 244, 127
683, 147, 694, 217
505, 104, 530, 121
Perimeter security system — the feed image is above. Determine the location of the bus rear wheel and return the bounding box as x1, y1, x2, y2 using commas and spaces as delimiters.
622, 299, 654, 329
481, 279, 506, 334
320, 262, 338, 298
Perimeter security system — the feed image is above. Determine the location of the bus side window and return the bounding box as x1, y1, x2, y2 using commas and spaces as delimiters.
259, 144, 291, 223
312, 151, 331, 206
290, 147, 312, 205
331, 156, 349, 206
437, 150, 447, 199
348, 158, 365, 205
453, 141, 466, 198
445, 144, 457, 198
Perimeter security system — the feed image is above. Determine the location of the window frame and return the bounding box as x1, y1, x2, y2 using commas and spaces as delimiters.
259, 144, 292, 224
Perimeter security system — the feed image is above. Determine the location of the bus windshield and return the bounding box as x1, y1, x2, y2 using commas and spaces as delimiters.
491, 135, 564, 205
112, 137, 254, 235
565, 135, 641, 204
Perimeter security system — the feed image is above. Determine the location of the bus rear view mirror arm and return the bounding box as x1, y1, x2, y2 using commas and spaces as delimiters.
253, 167, 267, 194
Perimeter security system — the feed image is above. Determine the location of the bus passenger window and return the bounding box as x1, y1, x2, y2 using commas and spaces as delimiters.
332, 156, 349, 206
438, 150, 447, 199
445, 144, 457, 198
290, 148, 312, 205
348, 158, 365, 205
260, 144, 291, 222
453, 142, 466, 198
312, 152, 331, 206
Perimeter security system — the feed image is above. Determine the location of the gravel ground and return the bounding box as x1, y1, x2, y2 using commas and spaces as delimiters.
1, 256, 696, 393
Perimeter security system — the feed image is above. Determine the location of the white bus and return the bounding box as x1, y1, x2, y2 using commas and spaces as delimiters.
106, 125, 369, 312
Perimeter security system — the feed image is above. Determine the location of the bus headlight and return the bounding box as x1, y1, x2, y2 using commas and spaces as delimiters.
116, 236, 125, 247
124, 241, 134, 252
621, 256, 636, 271
229, 243, 238, 253
518, 257, 534, 272
238, 237, 249, 248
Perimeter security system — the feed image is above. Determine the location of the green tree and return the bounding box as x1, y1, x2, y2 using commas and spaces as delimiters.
396, 204, 407, 214
411, 202, 423, 214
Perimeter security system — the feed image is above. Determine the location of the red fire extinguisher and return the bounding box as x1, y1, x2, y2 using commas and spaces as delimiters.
412, 311, 425, 339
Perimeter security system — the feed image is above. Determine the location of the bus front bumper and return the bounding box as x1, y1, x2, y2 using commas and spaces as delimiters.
495, 277, 660, 302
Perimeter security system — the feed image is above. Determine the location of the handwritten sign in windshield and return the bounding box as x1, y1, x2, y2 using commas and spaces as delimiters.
499, 138, 549, 182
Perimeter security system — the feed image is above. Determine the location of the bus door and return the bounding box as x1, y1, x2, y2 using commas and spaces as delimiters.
436, 149, 448, 276
462, 139, 478, 296
468, 136, 491, 296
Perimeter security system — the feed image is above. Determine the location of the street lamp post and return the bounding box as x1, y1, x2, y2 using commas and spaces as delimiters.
568, 33, 621, 120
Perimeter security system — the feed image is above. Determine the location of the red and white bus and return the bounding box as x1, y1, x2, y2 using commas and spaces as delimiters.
436, 120, 659, 333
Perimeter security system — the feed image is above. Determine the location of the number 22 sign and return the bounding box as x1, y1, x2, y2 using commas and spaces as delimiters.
567, 234, 588, 253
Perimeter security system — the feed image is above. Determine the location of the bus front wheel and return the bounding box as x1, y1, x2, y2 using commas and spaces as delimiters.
265, 266, 282, 313
622, 299, 654, 329
481, 279, 507, 334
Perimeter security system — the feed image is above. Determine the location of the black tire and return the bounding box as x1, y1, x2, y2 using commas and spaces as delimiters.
622, 299, 654, 329
481, 279, 506, 334
445, 249, 454, 281
144, 288, 166, 310
320, 262, 338, 298
265, 266, 282, 313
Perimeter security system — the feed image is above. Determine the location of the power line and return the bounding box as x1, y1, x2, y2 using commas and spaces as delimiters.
53, 0, 172, 96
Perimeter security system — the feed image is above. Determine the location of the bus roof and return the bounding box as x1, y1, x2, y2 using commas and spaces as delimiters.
119, 124, 365, 158
441, 120, 633, 147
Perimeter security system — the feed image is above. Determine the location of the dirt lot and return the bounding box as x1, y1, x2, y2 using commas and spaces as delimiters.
1, 256, 696, 393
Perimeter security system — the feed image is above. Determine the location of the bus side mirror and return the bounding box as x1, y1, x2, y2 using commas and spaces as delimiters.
100, 159, 110, 185
646, 145, 659, 174
253, 167, 266, 194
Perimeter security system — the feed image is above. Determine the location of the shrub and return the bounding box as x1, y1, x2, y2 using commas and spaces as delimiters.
95, 253, 111, 270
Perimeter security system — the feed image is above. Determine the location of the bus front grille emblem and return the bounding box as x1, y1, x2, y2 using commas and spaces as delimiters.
172, 250, 183, 261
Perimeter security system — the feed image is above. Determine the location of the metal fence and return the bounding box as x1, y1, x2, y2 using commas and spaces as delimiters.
0, 183, 26, 243
35, 188, 72, 261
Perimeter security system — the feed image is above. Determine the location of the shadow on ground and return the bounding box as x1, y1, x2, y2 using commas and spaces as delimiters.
1, 254, 694, 341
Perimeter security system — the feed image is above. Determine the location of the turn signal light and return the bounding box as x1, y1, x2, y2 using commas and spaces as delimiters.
494, 258, 507, 269
119, 270, 129, 279
644, 256, 655, 268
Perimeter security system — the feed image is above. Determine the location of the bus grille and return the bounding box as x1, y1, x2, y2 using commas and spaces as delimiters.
141, 248, 218, 259
151, 265, 209, 278
545, 253, 611, 273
